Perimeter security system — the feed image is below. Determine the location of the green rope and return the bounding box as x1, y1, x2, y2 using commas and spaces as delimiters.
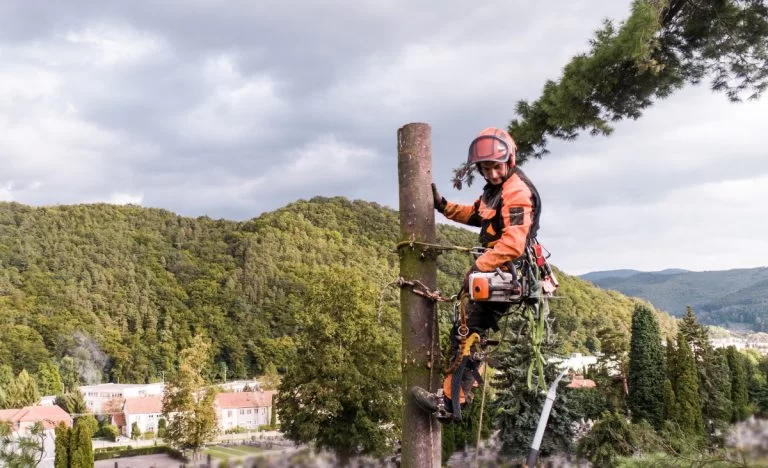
526, 269, 548, 391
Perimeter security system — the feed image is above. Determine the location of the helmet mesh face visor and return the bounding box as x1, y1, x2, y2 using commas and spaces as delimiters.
467, 136, 510, 165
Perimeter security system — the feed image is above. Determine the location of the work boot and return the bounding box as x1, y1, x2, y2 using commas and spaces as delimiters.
409, 386, 440, 413
410, 387, 456, 421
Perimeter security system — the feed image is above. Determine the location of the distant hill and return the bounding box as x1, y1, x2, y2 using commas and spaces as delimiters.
580, 269, 643, 282
0, 198, 676, 384
583, 267, 768, 331
581, 268, 689, 282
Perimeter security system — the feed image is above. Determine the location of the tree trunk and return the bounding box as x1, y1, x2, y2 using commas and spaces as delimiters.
397, 122, 441, 467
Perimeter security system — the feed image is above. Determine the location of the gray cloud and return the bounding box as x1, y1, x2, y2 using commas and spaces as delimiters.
1, 0, 766, 274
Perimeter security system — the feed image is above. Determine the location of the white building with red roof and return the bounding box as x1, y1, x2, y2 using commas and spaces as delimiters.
215, 390, 276, 431
122, 395, 164, 438
0, 405, 72, 434
79, 382, 164, 414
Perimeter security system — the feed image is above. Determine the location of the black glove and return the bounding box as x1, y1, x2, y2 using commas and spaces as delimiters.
432, 183, 447, 213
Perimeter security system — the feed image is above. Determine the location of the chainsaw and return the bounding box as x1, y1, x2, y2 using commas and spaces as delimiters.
468, 244, 559, 303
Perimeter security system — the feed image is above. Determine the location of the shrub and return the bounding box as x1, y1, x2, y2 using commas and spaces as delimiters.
101, 424, 119, 442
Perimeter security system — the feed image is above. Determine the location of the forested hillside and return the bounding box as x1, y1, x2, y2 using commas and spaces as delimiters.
585, 268, 768, 331
0, 198, 674, 384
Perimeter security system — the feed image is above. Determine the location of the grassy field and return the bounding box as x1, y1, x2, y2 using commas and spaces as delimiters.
203, 444, 263, 461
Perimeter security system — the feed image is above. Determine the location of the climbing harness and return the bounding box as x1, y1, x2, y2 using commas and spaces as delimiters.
396, 238, 560, 422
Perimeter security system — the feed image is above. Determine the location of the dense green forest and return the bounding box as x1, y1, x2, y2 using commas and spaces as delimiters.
585, 268, 768, 331
0, 198, 675, 385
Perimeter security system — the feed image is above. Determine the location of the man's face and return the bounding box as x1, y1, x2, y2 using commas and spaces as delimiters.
479, 161, 507, 185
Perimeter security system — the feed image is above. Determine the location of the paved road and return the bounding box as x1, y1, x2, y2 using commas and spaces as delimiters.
95, 453, 184, 468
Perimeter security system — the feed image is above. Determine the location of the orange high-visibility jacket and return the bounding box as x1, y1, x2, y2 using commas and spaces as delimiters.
443, 168, 540, 271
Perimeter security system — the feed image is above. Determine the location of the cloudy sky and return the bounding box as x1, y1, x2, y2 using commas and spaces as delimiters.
2, 0, 766, 276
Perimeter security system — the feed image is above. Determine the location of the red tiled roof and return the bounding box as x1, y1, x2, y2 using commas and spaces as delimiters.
123, 396, 163, 415
112, 413, 126, 428
567, 376, 597, 389
0, 405, 72, 429
0, 409, 19, 422
215, 391, 276, 409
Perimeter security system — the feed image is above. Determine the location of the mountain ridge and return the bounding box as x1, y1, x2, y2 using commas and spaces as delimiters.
582, 266, 768, 331
0, 198, 676, 383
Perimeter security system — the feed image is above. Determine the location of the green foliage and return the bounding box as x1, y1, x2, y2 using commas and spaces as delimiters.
543, 271, 676, 356
269, 394, 276, 427
670, 332, 704, 437
725, 346, 750, 421
56, 391, 88, 415
744, 351, 768, 417
92, 445, 186, 461
570, 388, 612, 421
0, 366, 13, 404
0, 325, 50, 377
59, 357, 79, 393
276, 265, 400, 463
0, 420, 46, 467
0, 199, 674, 386
158, 417, 167, 438
663, 379, 676, 422
54, 423, 70, 468
259, 362, 280, 391
492, 316, 578, 458
704, 351, 733, 438
131, 421, 141, 439
577, 412, 656, 467
0, 198, 675, 394
441, 382, 494, 463
77, 415, 98, 441
162, 335, 219, 458
102, 423, 119, 442
679, 307, 732, 440
1, 369, 40, 409
506, 0, 768, 163
628, 304, 665, 429
70, 417, 94, 468
36, 361, 63, 396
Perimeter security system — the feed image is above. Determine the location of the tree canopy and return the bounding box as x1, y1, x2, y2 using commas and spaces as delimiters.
507, 0, 768, 164
0, 198, 665, 385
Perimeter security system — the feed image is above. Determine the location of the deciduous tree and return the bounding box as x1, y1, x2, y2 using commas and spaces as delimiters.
277, 266, 400, 465
162, 335, 219, 460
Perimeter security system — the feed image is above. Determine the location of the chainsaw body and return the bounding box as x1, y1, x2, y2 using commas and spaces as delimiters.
469, 269, 522, 303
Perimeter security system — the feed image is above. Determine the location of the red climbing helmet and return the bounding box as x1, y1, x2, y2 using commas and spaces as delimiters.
467, 127, 517, 167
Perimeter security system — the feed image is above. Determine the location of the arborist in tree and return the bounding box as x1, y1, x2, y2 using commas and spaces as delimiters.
410, 127, 545, 421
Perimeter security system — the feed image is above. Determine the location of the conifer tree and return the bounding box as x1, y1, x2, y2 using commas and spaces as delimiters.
663, 379, 676, 422
627, 304, 665, 429
672, 332, 704, 436
5, 369, 40, 408
725, 346, 750, 421
704, 350, 733, 440
54, 422, 70, 468
493, 315, 577, 457
0, 421, 46, 467
504, 0, 768, 164
69, 417, 93, 468
678, 306, 731, 437
56, 390, 88, 416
